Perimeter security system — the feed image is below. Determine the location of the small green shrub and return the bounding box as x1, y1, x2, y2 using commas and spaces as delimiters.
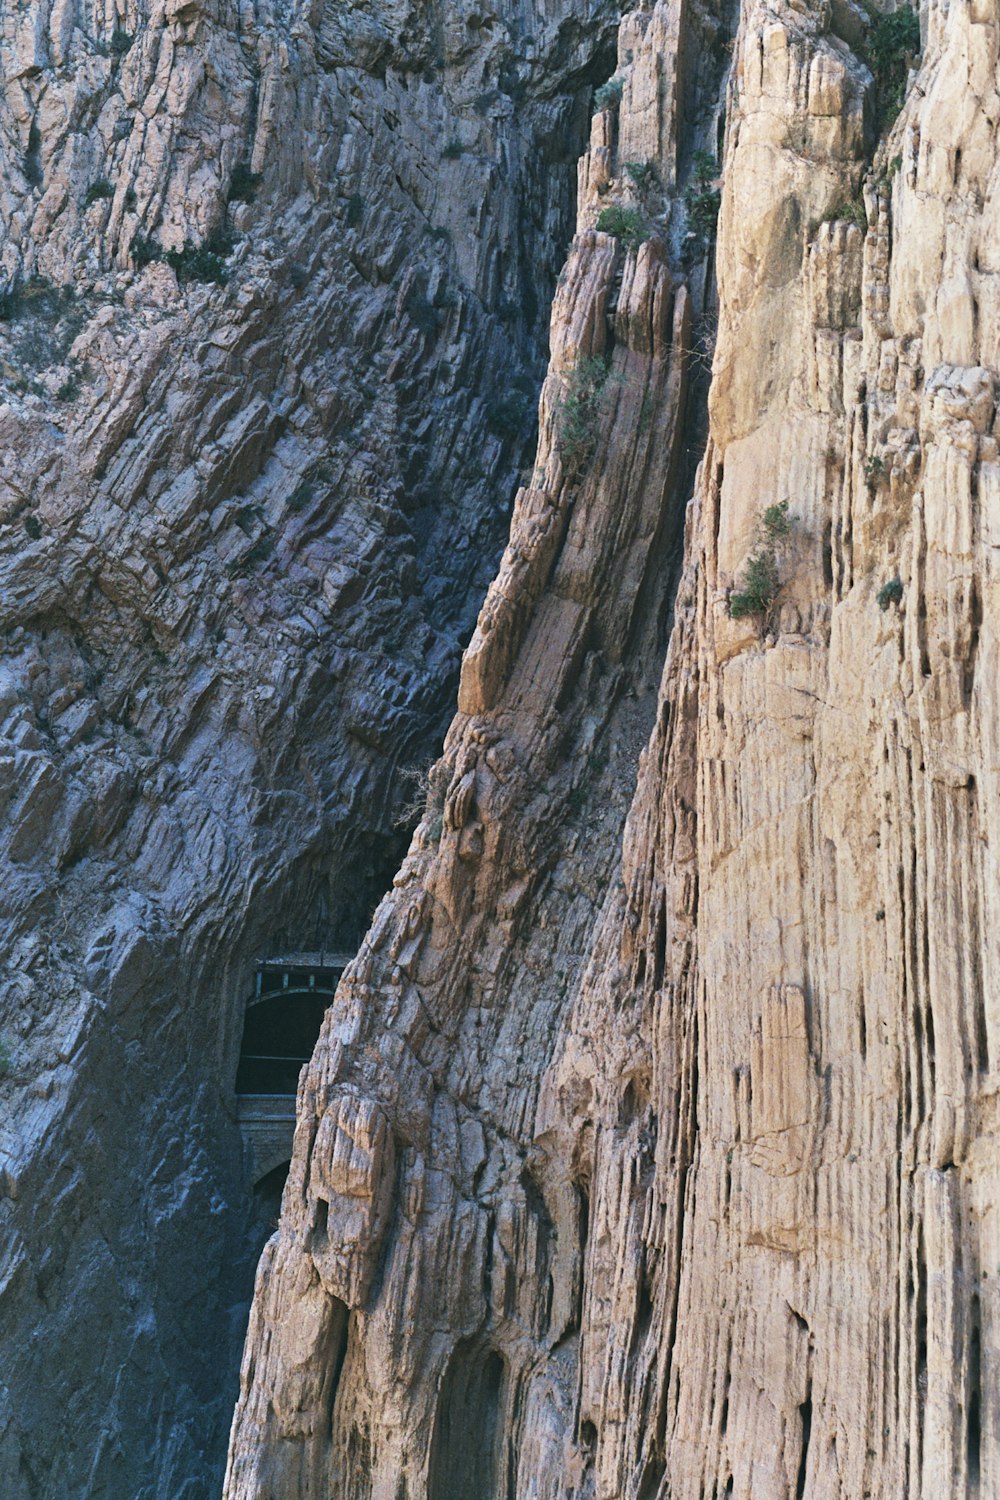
625, 160, 658, 194
166, 241, 229, 285
864, 454, 886, 485
234, 505, 260, 535
85, 178, 114, 206
685, 151, 721, 239
596, 204, 648, 252
56, 372, 81, 402
0, 1037, 11, 1079
863, 5, 920, 124
441, 139, 465, 159
228, 161, 262, 205
0, 278, 88, 377
110, 27, 133, 56
137, 223, 232, 282
761, 501, 791, 538
876, 576, 903, 611
346, 193, 364, 227
124, 186, 137, 209
131, 234, 162, 270
556, 355, 610, 477
728, 501, 794, 625
729, 551, 781, 619
593, 76, 624, 112
244, 533, 274, 567
24, 123, 42, 188
23, 514, 42, 539
682, 151, 721, 265
134, 225, 234, 282
828, 194, 867, 230
498, 64, 526, 101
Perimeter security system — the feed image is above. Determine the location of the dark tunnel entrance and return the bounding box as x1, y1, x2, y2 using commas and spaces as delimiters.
236, 954, 349, 1096
235, 953, 352, 1188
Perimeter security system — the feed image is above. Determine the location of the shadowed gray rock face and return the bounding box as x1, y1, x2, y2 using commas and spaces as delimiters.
0, 0, 621, 1494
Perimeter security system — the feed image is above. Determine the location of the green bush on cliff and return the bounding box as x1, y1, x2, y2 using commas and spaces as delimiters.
166, 239, 230, 286
863, 4, 920, 124
487, 391, 532, 439
593, 76, 623, 112
625, 160, 658, 194
728, 501, 794, 624
132, 230, 234, 284
877, 576, 903, 611
681, 151, 721, 265
85, 179, 115, 206
827, 193, 867, 230
685, 151, 721, 238
556, 355, 610, 477
228, 161, 262, 205
596, 205, 648, 252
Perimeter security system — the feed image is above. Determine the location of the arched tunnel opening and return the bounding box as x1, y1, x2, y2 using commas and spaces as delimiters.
235, 957, 346, 1096
235, 953, 352, 1191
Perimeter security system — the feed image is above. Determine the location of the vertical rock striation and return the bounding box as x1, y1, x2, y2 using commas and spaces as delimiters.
229, 0, 1000, 1497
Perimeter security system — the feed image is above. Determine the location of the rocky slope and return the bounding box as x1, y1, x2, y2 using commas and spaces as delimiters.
0, 1, 624, 1495
226, 0, 999, 1496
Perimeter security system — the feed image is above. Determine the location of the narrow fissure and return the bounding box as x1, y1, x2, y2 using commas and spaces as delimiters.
966, 1292, 982, 1488
795, 1391, 813, 1500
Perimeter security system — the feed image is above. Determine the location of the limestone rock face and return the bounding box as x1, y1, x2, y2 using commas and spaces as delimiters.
0, 0, 624, 1494
227, 0, 1000, 1497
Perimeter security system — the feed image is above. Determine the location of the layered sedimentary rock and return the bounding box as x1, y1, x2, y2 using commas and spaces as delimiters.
228, 0, 999, 1496
0, 1, 623, 1494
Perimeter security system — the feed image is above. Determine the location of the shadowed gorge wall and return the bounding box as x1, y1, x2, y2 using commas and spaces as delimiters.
0, 0, 625, 1494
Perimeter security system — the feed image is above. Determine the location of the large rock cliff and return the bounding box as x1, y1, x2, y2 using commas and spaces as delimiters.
225, 0, 999, 1497
0, 0, 622, 1494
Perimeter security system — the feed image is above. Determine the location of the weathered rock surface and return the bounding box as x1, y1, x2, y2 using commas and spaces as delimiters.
227, 0, 999, 1496
0, 0, 624, 1495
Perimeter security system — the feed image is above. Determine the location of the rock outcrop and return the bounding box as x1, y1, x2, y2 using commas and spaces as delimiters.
0, 0, 623, 1494
227, 0, 999, 1497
